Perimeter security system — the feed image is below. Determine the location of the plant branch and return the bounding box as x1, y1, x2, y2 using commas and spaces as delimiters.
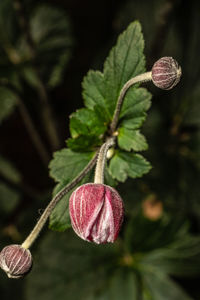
21, 151, 99, 249
110, 72, 152, 134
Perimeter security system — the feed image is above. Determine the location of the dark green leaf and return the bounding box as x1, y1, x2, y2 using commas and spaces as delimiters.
118, 127, 148, 151
119, 87, 151, 129
67, 135, 101, 152
25, 231, 115, 300
82, 70, 111, 120
105, 269, 139, 300
30, 4, 73, 87
142, 235, 200, 277
103, 21, 145, 114
0, 182, 20, 216
109, 150, 151, 182
49, 149, 95, 183
69, 107, 107, 138
142, 269, 192, 300
0, 155, 22, 184
0, 87, 17, 123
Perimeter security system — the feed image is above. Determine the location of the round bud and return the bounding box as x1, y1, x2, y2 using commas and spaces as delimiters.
151, 57, 182, 90
69, 183, 124, 244
0, 244, 32, 278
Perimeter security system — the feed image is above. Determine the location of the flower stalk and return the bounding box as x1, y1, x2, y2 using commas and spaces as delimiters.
21, 152, 99, 249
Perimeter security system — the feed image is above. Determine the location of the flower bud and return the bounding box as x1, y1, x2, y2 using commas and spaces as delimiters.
69, 183, 124, 244
151, 57, 182, 90
0, 244, 32, 278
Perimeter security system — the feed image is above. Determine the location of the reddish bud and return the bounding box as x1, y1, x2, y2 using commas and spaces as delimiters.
69, 183, 124, 244
151, 57, 182, 90
0, 244, 32, 278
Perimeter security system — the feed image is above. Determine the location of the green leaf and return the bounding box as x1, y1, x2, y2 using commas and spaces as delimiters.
49, 149, 95, 183
105, 269, 139, 300
82, 70, 111, 120
69, 107, 107, 138
103, 21, 145, 114
119, 87, 152, 129
49, 149, 95, 231
29, 4, 73, 87
109, 150, 151, 182
0, 87, 17, 123
83, 21, 146, 120
142, 235, 200, 277
49, 182, 72, 231
118, 127, 148, 151
0, 182, 20, 216
142, 269, 192, 300
67, 135, 101, 152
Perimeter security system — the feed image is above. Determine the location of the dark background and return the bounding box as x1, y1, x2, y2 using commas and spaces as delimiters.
0, 0, 200, 299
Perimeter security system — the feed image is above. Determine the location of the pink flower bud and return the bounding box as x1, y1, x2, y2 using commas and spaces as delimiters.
0, 244, 32, 278
151, 57, 182, 90
69, 183, 124, 244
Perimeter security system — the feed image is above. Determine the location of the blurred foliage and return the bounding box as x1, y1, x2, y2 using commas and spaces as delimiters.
0, 0, 200, 299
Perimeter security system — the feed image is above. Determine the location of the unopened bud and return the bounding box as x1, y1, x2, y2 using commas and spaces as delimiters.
151, 57, 182, 90
69, 183, 124, 244
0, 244, 32, 279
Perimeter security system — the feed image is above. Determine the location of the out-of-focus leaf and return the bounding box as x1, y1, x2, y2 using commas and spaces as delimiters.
104, 269, 139, 300
0, 155, 22, 183
118, 127, 148, 151
30, 4, 73, 87
25, 231, 115, 300
109, 150, 151, 182
0, 182, 20, 216
49, 149, 95, 183
141, 235, 200, 277
142, 269, 192, 300
124, 213, 187, 253
0, 87, 17, 123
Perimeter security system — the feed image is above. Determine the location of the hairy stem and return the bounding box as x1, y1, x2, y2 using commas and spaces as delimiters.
21, 152, 98, 249
110, 72, 152, 134
94, 137, 116, 184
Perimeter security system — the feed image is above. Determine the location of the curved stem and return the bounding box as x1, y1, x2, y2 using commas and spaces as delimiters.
21, 152, 98, 249
110, 72, 152, 134
94, 137, 116, 184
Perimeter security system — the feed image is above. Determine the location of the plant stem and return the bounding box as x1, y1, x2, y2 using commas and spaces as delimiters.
17, 96, 51, 165
94, 137, 116, 184
21, 152, 98, 249
110, 72, 152, 134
